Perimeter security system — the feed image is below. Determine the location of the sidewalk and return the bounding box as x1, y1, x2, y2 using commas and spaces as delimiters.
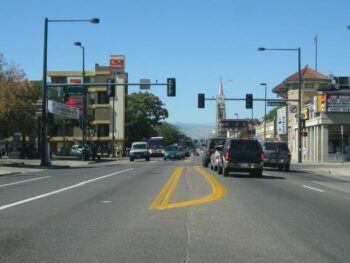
0, 157, 117, 176
292, 160, 350, 182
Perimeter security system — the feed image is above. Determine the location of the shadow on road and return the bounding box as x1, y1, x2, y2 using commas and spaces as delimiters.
227, 173, 286, 179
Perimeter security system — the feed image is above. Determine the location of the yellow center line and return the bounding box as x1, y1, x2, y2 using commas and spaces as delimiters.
149, 166, 227, 210
149, 167, 183, 209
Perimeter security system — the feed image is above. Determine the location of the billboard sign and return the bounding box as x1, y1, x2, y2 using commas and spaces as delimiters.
277, 106, 287, 135
326, 94, 350, 112
110, 55, 125, 73
48, 100, 79, 119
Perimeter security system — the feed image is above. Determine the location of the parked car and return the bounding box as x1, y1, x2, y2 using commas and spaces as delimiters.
217, 139, 264, 177
129, 141, 150, 161
262, 141, 291, 171
210, 145, 223, 171
164, 145, 182, 160
202, 137, 226, 167
70, 144, 90, 159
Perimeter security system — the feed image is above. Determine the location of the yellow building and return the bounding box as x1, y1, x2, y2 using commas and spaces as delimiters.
48, 56, 127, 157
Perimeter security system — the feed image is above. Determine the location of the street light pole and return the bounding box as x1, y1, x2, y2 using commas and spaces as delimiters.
258, 47, 302, 163
40, 18, 99, 167
74, 42, 87, 161
260, 83, 267, 141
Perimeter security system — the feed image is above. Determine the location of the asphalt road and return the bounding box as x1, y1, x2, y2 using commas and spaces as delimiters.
1, 156, 350, 263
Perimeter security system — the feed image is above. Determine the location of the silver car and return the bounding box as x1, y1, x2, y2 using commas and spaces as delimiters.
210, 145, 223, 171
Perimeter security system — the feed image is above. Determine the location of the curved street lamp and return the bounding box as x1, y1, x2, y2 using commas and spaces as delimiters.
74, 41, 87, 161
41, 18, 99, 166
258, 47, 302, 163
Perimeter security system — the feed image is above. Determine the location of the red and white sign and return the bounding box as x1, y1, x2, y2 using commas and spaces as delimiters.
109, 56, 125, 69
67, 77, 82, 84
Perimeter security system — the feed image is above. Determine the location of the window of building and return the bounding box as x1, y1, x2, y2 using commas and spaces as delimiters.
98, 92, 109, 104
305, 83, 314, 89
98, 124, 109, 137
89, 93, 96, 104
328, 134, 348, 154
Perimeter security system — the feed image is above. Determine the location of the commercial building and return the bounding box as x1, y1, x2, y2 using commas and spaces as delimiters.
48, 55, 127, 157
272, 66, 350, 162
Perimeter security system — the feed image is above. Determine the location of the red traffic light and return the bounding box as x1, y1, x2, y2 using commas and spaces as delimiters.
66, 98, 77, 107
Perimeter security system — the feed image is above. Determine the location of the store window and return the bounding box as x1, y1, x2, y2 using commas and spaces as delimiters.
328, 134, 348, 154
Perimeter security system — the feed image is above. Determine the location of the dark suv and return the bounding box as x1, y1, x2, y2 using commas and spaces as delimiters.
262, 141, 291, 171
202, 137, 226, 167
217, 139, 264, 177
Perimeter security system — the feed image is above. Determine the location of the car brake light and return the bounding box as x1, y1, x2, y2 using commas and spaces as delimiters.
224, 151, 230, 160
260, 152, 264, 161
288, 151, 292, 157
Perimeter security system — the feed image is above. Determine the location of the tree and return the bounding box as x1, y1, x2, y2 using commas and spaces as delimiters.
264, 107, 279, 122
155, 122, 182, 145
0, 53, 37, 156
0, 54, 36, 138
126, 92, 168, 145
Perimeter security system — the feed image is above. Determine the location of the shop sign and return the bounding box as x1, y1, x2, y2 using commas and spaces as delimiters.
326, 94, 350, 112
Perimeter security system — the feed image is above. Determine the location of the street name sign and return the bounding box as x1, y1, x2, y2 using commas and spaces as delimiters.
267, 101, 286, 107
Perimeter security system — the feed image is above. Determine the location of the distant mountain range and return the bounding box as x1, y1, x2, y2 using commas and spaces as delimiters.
172, 122, 215, 140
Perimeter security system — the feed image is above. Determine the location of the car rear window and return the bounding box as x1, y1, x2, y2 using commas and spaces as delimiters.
229, 140, 261, 151
209, 139, 226, 149
264, 142, 289, 151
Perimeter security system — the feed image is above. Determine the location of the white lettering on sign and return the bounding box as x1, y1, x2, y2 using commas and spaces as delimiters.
48, 100, 79, 119
327, 94, 350, 112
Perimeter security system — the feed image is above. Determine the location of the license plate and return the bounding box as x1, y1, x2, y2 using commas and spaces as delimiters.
240, 163, 248, 168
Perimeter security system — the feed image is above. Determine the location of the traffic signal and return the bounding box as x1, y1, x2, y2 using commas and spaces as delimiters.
107, 79, 116, 97
198, 93, 205, 108
246, 94, 253, 109
167, 78, 176, 96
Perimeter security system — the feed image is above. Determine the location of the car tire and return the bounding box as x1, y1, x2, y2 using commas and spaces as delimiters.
278, 165, 283, 171
255, 169, 263, 177
146, 157, 150, 161
203, 160, 208, 167
223, 166, 229, 177
284, 164, 290, 171
130, 158, 134, 162
218, 165, 222, 175
164, 157, 167, 161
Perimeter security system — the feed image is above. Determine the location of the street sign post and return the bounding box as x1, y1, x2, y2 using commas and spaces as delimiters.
267, 101, 286, 107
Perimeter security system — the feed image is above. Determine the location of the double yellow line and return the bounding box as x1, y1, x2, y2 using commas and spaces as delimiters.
150, 166, 227, 210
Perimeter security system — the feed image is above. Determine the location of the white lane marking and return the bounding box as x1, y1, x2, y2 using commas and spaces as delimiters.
0, 176, 52, 188
302, 185, 325, 192
0, 168, 134, 212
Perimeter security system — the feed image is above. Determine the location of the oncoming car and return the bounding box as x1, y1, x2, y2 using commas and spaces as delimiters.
164, 145, 182, 160
129, 141, 150, 162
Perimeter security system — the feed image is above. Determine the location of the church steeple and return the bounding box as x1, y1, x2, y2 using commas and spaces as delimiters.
218, 77, 224, 96
216, 78, 226, 136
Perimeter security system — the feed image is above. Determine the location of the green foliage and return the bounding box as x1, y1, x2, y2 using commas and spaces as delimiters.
265, 107, 279, 122
126, 92, 169, 145
155, 122, 181, 145
0, 53, 36, 139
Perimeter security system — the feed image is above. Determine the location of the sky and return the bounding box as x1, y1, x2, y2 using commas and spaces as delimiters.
2, 0, 350, 125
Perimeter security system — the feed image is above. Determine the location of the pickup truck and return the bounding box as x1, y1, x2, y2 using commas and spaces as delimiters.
217, 139, 264, 177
